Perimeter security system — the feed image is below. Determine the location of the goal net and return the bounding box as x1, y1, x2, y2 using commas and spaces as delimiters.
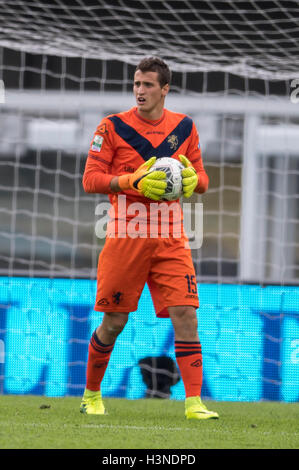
0, 0, 298, 401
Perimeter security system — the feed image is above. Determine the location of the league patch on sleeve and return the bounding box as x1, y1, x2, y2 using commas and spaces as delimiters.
91, 134, 104, 152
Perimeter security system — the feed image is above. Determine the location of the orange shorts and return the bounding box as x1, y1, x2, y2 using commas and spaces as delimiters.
94, 234, 199, 318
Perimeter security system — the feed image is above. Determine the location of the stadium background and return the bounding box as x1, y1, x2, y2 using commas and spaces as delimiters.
0, 0, 298, 402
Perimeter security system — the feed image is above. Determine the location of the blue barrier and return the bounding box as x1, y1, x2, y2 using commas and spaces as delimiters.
0, 277, 298, 401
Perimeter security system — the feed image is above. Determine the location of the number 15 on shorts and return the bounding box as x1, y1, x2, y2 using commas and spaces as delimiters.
185, 274, 197, 294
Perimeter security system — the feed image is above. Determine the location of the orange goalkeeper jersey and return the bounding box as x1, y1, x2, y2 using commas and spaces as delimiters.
83, 106, 209, 235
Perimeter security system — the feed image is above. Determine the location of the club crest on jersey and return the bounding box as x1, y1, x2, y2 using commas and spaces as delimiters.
167, 134, 178, 150
91, 134, 104, 152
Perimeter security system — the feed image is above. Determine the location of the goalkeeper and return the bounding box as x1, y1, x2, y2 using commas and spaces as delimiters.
81, 56, 219, 420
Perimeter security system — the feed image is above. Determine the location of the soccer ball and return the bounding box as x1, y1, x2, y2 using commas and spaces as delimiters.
150, 157, 184, 201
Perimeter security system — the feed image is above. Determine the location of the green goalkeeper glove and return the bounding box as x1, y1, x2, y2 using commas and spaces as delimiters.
118, 156, 167, 201
179, 154, 198, 198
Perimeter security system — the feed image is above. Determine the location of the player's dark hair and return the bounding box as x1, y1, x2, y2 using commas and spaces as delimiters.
135, 56, 171, 88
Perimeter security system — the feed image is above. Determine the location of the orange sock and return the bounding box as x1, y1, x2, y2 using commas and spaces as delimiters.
175, 341, 203, 398
86, 330, 114, 391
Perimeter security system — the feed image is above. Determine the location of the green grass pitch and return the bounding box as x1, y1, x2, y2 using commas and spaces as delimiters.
0, 395, 298, 449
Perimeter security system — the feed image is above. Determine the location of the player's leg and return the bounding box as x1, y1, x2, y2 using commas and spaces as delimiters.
168, 305, 202, 398
96, 311, 129, 345
169, 305, 219, 420
80, 312, 129, 415
86, 312, 129, 392
81, 236, 151, 415
148, 235, 218, 419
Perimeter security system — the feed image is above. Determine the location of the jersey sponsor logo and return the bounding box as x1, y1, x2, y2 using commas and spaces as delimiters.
145, 131, 165, 135
91, 134, 104, 152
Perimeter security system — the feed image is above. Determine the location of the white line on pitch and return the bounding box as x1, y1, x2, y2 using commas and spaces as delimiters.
0, 421, 194, 432
1, 421, 297, 438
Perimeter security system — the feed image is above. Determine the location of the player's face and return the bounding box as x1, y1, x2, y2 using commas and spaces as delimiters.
133, 70, 169, 119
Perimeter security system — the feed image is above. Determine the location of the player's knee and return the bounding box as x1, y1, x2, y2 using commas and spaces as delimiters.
168, 306, 198, 338
169, 305, 197, 321
104, 312, 128, 337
